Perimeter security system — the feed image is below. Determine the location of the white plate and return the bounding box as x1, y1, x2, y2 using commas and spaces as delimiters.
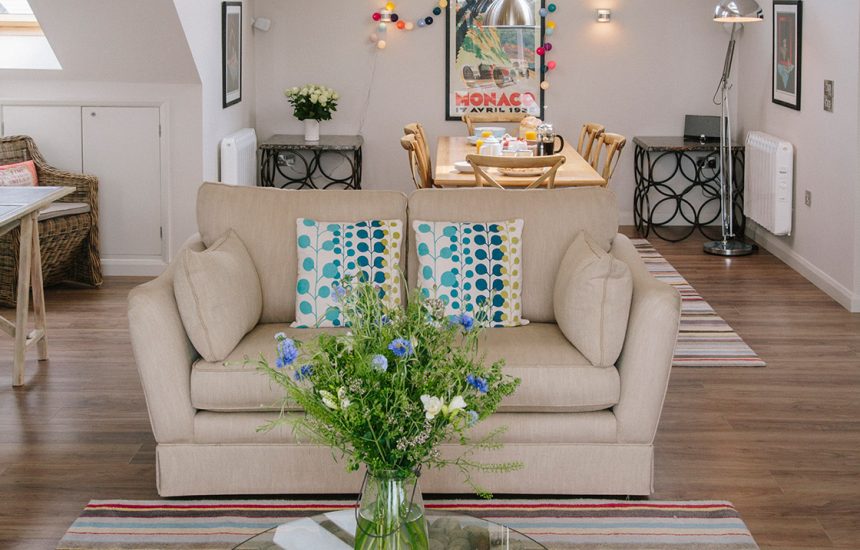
466, 136, 480, 145
453, 161, 474, 173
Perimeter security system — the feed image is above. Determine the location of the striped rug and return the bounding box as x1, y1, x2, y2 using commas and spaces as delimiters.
632, 239, 765, 367
58, 499, 758, 549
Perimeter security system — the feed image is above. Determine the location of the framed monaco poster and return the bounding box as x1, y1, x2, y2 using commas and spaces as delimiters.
446, 0, 545, 121
772, 0, 802, 110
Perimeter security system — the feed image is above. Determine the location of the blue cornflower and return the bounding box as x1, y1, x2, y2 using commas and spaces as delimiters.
332, 284, 347, 303
466, 374, 489, 394
466, 410, 479, 427
458, 314, 475, 332
388, 338, 413, 358
293, 364, 313, 381
380, 314, 391, 326
275, 338, 298, 368
371, 354, 388, 372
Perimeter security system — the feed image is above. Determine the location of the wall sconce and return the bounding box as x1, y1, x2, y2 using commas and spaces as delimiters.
596, 9, 611, 23
252, 17, 271, 32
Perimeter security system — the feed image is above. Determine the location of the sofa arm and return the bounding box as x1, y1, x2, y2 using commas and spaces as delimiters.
127, 236, 205, 444
609, 234, 681, 444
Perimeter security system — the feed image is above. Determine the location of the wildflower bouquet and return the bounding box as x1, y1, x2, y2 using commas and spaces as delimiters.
256, 279, 522, 494
284, 84, 339, 121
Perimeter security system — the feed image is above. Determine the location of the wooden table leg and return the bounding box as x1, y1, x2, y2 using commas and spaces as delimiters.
30, 217, 48, 361
13, 214, 34, 387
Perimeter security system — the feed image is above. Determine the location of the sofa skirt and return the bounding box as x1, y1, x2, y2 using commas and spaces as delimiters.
156, 443, 654, 497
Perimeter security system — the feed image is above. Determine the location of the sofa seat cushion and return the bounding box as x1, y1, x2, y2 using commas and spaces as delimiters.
192, 323, 619, 414
482, 324, 620, 413
38, 202, 90, 221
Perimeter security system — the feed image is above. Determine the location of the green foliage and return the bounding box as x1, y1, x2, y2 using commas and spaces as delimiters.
255, 278, 522, 496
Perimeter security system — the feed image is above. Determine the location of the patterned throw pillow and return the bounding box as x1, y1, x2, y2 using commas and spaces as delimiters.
0, 160, 38, 186
413, 219, 526, 327
293, 219, 403, 328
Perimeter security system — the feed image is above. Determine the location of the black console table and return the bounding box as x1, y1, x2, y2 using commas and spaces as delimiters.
633, 136, 745, 242
259, 135, 363, 189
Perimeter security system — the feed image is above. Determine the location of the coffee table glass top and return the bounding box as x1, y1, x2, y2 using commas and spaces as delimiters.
233, 509, 546, 549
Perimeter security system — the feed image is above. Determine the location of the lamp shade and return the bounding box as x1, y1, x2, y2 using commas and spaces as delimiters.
485, 0, 535, 27
714, 0, 763, 23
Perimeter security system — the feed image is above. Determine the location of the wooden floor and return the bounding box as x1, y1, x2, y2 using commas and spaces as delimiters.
1, 229, 858, 550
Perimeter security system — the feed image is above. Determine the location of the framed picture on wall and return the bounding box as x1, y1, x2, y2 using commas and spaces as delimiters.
445, 0, 545, 121
222, 1, 242, 108
772, 0, 802, 110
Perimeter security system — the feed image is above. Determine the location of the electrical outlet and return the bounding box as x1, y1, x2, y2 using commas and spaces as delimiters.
804, 190, 812, 207
824, 80, 834, 112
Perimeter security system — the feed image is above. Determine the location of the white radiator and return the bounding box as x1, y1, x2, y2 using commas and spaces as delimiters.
220, 128, 257, 186
744, 131, 793, 236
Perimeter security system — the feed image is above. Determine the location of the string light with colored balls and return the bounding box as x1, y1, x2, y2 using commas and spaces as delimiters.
537, 3, 559, 91
369, 0, 446, 49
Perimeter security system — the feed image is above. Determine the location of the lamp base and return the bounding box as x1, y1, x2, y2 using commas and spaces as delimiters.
703, 239, 755, 256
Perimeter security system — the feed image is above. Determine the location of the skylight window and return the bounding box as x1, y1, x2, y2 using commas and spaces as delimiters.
0, 0, 61, 70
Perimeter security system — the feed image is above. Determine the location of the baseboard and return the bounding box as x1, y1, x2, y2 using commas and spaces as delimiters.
746, 223, 860, 313
102, 258, 167, 277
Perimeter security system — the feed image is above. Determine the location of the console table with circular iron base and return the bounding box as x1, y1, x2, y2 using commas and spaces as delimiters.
259, 134, 363, 190
633, 136, 745, 243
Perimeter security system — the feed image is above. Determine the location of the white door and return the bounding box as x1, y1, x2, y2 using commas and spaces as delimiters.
1, 105, 83, 173
82, 106, 162, 260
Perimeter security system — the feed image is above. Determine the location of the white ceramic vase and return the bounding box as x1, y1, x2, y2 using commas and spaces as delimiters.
304, 119, 320, 142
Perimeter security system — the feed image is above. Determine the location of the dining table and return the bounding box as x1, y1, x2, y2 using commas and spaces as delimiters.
0, 186, 74, 386
433, 136, 606, 188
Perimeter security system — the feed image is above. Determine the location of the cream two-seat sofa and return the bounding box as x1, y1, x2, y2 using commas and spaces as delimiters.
128, 183, 680, 497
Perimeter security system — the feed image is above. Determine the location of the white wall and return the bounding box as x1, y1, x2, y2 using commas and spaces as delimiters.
737, 0, 860, 311
175, 0, 257, 182
253, 0, 735, 222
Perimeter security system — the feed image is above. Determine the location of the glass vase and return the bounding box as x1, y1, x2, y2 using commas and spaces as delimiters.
354, 470, 428, 550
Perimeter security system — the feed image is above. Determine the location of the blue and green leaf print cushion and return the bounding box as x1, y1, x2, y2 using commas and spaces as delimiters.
293, 219, 403, 328
412, 219, 527, 327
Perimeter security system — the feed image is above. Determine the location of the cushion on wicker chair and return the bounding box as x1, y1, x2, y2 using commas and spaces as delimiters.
0, 160, 38, 186
38, 202, 90, 221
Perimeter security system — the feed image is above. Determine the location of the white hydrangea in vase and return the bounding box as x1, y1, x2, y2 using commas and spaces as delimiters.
284, 84, 339, 142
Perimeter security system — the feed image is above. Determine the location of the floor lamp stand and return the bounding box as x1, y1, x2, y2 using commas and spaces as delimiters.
704, 23, 754, 257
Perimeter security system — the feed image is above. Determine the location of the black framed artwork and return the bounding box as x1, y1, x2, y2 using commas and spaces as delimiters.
772, 0, 802, 110
222, 1, 242, 108
445, 0, 545, 121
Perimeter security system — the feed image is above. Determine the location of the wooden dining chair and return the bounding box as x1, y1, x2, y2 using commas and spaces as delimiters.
462, 113, 527, 136
465, 154, 566, 190
402, 123, 434, 188
400, 134, 434, 189
589, 132, 627, 184
576, 123, 605, 161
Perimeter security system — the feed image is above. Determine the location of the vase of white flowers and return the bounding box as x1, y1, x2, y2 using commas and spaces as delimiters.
284, 84, 339, 142
256, 279, 521, 550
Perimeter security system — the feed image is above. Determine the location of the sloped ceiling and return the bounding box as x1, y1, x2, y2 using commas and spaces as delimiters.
9, 0, 200, 83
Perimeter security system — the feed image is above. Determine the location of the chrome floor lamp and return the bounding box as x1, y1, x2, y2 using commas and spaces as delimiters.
704, 0, 764, 256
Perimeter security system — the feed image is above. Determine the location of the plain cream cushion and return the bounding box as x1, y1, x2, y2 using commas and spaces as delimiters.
554, 232, 632, 367
174, 230, 262, 362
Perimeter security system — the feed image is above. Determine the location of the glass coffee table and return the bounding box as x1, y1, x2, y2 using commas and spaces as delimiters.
233, 509, 546, 549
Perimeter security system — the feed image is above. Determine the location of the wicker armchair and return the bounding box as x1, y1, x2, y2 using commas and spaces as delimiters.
0, 136, 102, 306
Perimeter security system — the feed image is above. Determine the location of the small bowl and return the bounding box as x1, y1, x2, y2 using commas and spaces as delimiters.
473, 126, 506, 139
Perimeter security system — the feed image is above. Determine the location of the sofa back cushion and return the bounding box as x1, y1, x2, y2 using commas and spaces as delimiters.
408, 188, 618, 322
196, 183, 408, 323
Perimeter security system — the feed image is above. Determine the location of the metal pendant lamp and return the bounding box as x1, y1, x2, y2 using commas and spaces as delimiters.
704, 0, 763, 257
484, 0, 535, 27
714, 0, 764, 23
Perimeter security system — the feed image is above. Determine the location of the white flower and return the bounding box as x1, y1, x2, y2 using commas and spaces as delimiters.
300, 87, 308, 95
320, 390, 338, 410
319, 96, 328, 105
447, 395, 467, 415
274, 331, 286, 341
337, 387, 350, 409
309, 95, 318, 104
421, 395, 443, 420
